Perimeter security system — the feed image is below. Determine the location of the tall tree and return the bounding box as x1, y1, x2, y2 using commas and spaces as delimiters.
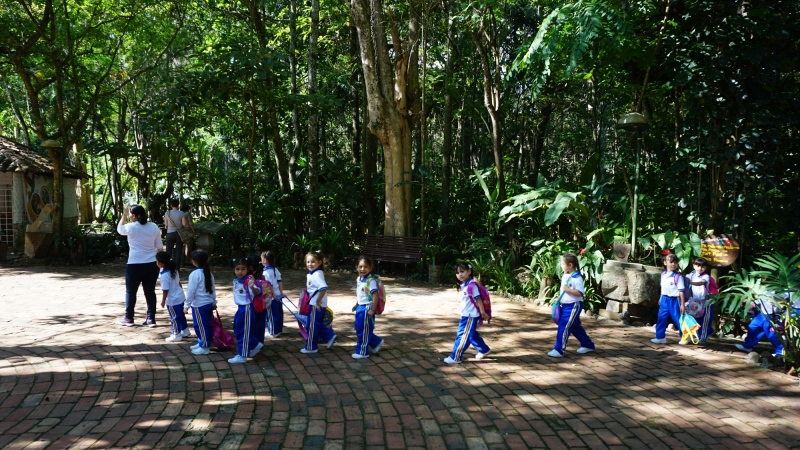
350, 0, 421, 236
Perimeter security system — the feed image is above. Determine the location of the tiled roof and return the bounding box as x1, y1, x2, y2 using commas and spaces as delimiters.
0, 136, 87, 178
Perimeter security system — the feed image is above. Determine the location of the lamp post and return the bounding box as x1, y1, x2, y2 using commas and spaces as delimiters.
616, 112, 649, 260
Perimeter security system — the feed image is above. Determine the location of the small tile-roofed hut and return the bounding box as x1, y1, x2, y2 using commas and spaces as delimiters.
0, 136, 86, 251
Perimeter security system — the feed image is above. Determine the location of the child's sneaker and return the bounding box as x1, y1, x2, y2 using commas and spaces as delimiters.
117, 317, 134, 327
547, 350, 564, 358
371, 339, 384, 353
326, 335, 337, 349
190, 343, 201, 350
191, 346, 210, 355
272, 332, 281, 338
141, 318, 156, 328
228, 355, 247, 364
576, 347, 594, 354
443, 356, 460, 364
181, 328, 192, 337
650, 338, 667, 344
352, 353, 369, 359
735, 344, 753, 352
165, 334, 182, 342
475, 350, 491, 360
300, 348, 318, 354
252, 343, 264, 355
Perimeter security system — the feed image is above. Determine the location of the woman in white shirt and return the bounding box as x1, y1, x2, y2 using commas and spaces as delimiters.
117, 205, 163, 327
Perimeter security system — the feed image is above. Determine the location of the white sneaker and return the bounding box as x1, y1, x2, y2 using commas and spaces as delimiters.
190, 343, 201, 350
300, 348, 318, 354
272, 332, 282, 338
165, 334, 182, 342
651, 338, 667, 344
576, 347, 594, 354
191, 346, 210, 355
371, 339, 384, 353
326, 335, 337, 349
181, 328, 191, 337
252, 343, 264, 355
265, 333, 274, 339
228, 355, 247, 364
443, 356, 460, 364
476, 350, 491, 360
547, 350, 564, 358
352, 353, 370, 359
735, 344, 753, 352
678, 340, 687, 346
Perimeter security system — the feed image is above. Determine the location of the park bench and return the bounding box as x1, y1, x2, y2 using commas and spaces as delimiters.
359, 235, 425, 274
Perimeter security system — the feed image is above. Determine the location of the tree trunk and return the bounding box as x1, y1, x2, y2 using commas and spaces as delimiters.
307, 0, 321, 237
288, 0, 301, 189
441, 14, 455, 227
531, 102, 553, 185
350, 0, 420, 237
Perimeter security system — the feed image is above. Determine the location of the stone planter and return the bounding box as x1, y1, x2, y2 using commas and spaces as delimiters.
600, 260, 661, 320
613, 242, 632, 261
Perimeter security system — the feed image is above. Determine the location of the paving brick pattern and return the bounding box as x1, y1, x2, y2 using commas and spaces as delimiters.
1, 262, 799, 449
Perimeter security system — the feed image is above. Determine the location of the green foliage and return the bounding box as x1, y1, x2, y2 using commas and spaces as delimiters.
640, 231, 702, 271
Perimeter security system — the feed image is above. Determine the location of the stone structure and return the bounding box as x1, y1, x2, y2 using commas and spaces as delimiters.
600, 260, 662, 320
0, 136, 86, 254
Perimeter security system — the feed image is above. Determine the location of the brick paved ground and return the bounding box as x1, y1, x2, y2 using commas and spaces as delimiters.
1, 262, 799, 450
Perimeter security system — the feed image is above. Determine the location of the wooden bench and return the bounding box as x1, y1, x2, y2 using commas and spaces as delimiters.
359, 235, 425, 273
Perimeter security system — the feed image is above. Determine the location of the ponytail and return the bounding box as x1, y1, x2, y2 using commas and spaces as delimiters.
156, 252, 177, 278
191, 250, 214, 294
130, 205, 148, 225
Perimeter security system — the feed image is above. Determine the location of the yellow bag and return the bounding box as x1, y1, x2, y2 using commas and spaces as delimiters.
679, 313, 701, 345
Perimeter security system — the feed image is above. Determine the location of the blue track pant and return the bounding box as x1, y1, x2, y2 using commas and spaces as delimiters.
655, 295, 682, 339
191, 304, 214, 348
354, 304, 382, 356
449, 316, 489, 362
553, 301, 594, 354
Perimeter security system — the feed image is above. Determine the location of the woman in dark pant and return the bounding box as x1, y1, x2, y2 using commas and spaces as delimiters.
164, 199, 187, 268
117, 205, 163, 327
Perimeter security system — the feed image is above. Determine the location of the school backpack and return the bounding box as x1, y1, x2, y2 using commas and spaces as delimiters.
211, 309, 236, 350
363, 275, 386, 314
668, 271, 693, 303
298, 289, 321, 316
245, 274, 273, 314
467, 280, 492, 324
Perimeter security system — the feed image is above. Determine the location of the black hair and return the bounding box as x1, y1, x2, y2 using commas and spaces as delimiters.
130, 205, 148, 225
247, 254, 262, 274
261, 250, 276, 266
664, 253, 679, 264
191, 250, 214, 294
453, 262, 473, 274
231, 257, 249, 268
156, 251, 177, 279
180, 204, 191, 213
169, 198, 179, 208
562, 253, 580, 270
693, 257, 708, 267
306, 251, 324, 271
356, 255, 374, 273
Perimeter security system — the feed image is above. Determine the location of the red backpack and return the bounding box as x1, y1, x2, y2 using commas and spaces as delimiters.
299, 289, 321, 316
363, 275, 386, 314
467, 280, 492, 324
211, 309, 235, 350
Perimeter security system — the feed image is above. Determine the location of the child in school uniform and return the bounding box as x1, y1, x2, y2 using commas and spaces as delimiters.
686, 257, 719, 343
300, 251, 337, 354
351, 256, 384, 359
548, 253, 595, 357
443, 262, 490, 364
157, 252, 190, 342
229, 258, 262, 364
736, 293, 785, 356
184, 250, 217, 355
261, 251, 285, 338
652, 253, 686, 344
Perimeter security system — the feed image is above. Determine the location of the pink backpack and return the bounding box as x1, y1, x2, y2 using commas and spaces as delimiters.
363, 275, 386, 314
245, 274, 273, 313
211, 309, 235, 350
467, 280, 492, 324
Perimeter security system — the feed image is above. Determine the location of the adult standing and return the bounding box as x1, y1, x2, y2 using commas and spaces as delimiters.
180, 203, 196, 267
117, 205, 163, 327
164, 199, 187, 268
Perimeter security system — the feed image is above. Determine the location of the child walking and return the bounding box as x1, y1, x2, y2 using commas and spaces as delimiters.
652, 253, 686, 344
352, 256, 384, 359
157, 252, 190, 342
261, 251, 285, 338
444, 263, 490, 364
301, 251, 336, 354
185, 250, 217, 355
229, 258, 261, 364
736, 292, 785, 356
548, 253, 595, 357
245, 255, 268, 347
687, 257, 719, 343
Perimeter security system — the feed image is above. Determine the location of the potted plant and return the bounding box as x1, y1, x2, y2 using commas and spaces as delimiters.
613, 235, 632, 262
